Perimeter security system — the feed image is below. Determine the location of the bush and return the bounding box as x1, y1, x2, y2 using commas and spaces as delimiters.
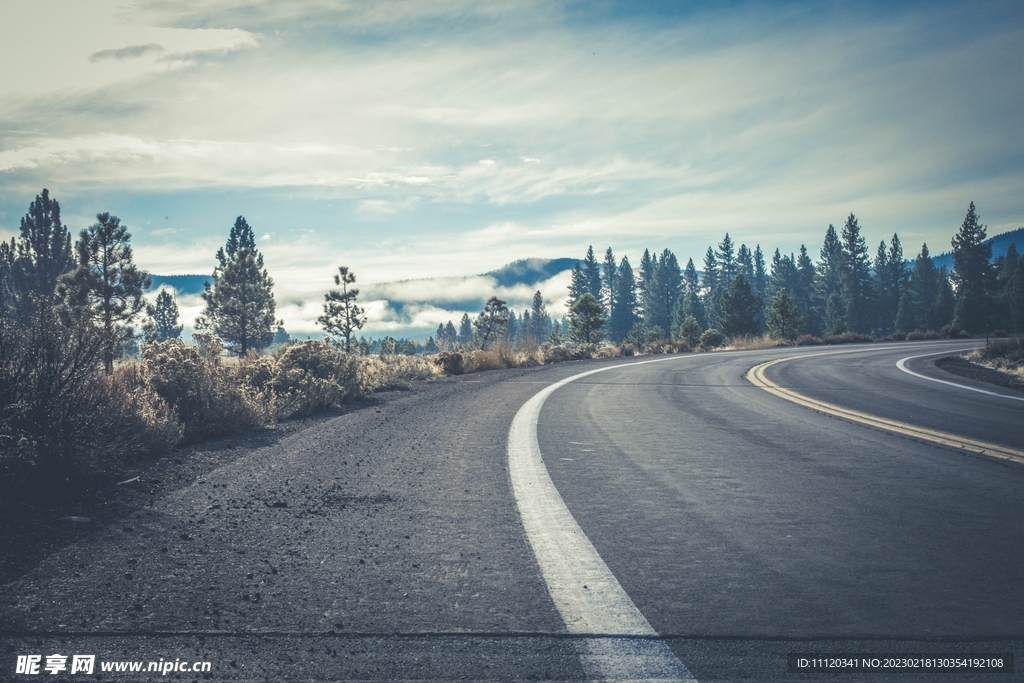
821, 331, 872, 344
939, 324, 963, 339
795, 335, 822, 346
699, 328, 726, 349
906, 331, 925, 341
435, 351, 469, 375
275, 340, 360, 417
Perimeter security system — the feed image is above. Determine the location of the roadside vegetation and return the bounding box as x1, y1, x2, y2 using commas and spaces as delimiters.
1, 189, 1021, 505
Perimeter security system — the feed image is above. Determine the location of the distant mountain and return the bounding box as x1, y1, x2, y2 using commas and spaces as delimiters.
483, 258, 581, 288
148, 274, 210, 294
931, 227, 1024, 272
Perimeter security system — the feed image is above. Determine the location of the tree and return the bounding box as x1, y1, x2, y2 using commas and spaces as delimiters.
528, 290, 552, 342
548, 319, 566, 345
474, 296, 509, 349
841, 213, 872, 333
196, 216, 279, 356
934, 267, 955, 330
644, 249, 681, 334
568, 293, 606, 343
817, 224, 846, 334
795, 245, 818, 334
602, 247, 617, 314
897, 244, 938, 332
144, 289, 183, 343
951, 202, 994, 333
676, 315, 702, 348
719, 274, 762, 337
582, 246, 603, 304
701, 246, 720, 326
318, 266, 366, 353
567, 262, 587, 309
8, 189, 75, 320
609, 256, 640, 342
458, 313, 474, 345
60, 212, 150, 373
766, 289, 802, 340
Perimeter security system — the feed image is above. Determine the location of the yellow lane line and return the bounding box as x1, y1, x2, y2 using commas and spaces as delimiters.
747, 352, 1024, 466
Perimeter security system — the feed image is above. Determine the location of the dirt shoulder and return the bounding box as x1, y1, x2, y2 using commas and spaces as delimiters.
936, 354, 1024, 394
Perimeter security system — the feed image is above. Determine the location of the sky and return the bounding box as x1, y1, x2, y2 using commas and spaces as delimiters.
1, 0, 1022, 336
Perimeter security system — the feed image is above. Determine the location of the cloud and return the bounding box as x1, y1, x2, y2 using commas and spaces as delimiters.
89, 43, 166, 62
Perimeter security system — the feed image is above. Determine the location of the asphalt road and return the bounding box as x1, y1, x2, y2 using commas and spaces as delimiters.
2, 340, 1022, 681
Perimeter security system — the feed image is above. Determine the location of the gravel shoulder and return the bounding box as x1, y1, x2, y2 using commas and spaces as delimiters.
936, 354, 1024, 393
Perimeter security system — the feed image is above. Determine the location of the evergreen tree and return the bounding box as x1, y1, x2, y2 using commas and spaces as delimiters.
898, 244, 938, 331
548, 318, 566, 345
582, 246, 603, 303
752, 245, 767, 331
424, 336, 439, 353
951, 201, 995, 333
504, 310, 519, 345
934, 266, 955, 331
318, 265, 366, 353
678, 257, 707, 330
676, 315, 702, 348
602, 247, 617, 314
61, 212, 150, 372
717, 233, 736, 284
609, 256, 640, 342
528, 290, 552, 341
1007, 246, 1024, 333
841, 213, 872, 333
817, 224, 846, 334
737, 244, 753, 283
701, 246, 719, 326
645, 249, 681, 335
458, 313, 473, 345
719, 274, 762, 337
197, 216, 279, 356
568, 293, 606, 343
9, 189, 75, 320
567, 263, 587, 309
474, 296, 509, 349
796, 245, 818, 334
144, 289, 183, 343
638, 248, 655, 304
766, 288, 802, 340
872, 240, 892, 333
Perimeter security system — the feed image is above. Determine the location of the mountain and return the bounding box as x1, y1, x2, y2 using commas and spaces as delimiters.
483, 258, 581, 288
931, 227, 1024, 272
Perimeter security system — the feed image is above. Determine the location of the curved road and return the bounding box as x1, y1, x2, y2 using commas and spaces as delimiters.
2, 340, 1022, 681
538, 339, 1024, 679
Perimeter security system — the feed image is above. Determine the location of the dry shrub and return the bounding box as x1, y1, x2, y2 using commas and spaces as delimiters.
542, 344, 574, 364
471, 349, 507, 372
968, 337, 1024, 375
358, 353, 442, 392
795, 334, 822, 346
274, 340, 360, 417
821, 331, 872, 344
143, 338, 266, 442
435, 351, 470, 375
727, 334, 783, 350
592, 344, 624, 359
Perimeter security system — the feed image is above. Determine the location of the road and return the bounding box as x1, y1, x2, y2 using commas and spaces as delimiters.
2, 339, 1022, 681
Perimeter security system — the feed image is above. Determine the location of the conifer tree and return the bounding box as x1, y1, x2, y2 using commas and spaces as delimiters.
841, 214, 872, 333
474, 296, 510, 349
766, 289, 802, 340
144, 289, 183, 343
701, 246, 719, 326
817, 224, 846, 334
737, 244, 753, 283
567, 262, 587, 308
897, 244, 938, 332
458, 312, 474, 345
568, 293, 606, 343
752, 245, 767, 331
9, 189, 75, 320
602, 247, 617, 314
644, 249, 681, 334
582, 246, 603, 304
719, 274, 762, 337
196, 216, 279, 356
796, 245, 818, 333
934, 267, 955, 330
951, 202, 994, 333
638, 248, 655, 301
679, 257, 707, 329
61, 212, 150, 372
548, 319, 566, 345
676, 315, 702, 348
318, 265, 366, 353
528, 290, 552, 341
609, 256, 640, 341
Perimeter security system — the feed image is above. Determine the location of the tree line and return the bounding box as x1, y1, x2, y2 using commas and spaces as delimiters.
558, 203, 1021, 347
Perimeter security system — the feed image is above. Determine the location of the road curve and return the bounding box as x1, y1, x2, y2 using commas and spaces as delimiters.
538, 340, 1024, 680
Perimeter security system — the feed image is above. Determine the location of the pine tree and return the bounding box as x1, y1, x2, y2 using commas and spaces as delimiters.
737, 244, 753, 283
582, 246, 603, 303
601, 247, 617, 314
872, 240, 892, 333
505, 310, 519, 345
645, 249, 681, 334
568, 293, 606, 343
458, 313, 474, 345
318, 265, 366, 353
1007, 247, 1024, 333
528, 290, 552, 341
548, 319, 566, 345
638, 248, 655, 302
676, 315, 702, 348
701, 246, 719, 326
719, 274, 762, 337
678, 257, 706, 330
9, 189, 75, 320
951, 201, 994, 333
934, 266, 955, 330
841, 214, 872, 333
609, 256, 640, 341
796, 245, 818, 334
717, 234, 736, 284
61, 212, 150, 372
766, 289, 802, 340
752, 245, 767, 332
144, 289, 183, 343
474, 296, 509, 349
817, 224, 846, 334
899, 244, 938, 331
196, 216, 279, 356
567, 263, 587, 309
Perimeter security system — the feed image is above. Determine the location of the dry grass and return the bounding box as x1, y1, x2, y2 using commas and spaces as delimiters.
966, 337, 1024, 379
726, 334, 787, 351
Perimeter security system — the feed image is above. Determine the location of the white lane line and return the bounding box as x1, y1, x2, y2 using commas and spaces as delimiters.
507, 357, 696, 682
896, 350, 1024, 402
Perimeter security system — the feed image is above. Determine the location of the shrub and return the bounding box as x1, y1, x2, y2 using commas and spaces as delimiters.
435, 351, 469, 375
906, 331, 925, 341
795, 335, 822, 346
939, 324, 963, 339
542, 344, 574, 364
699, 328, 726, 349
275, 340, 360, 417
821, 331, 872, 344
471, 349, 507, 372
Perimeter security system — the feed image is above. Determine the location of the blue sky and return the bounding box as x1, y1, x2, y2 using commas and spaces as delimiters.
1, 0, 1022, 335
